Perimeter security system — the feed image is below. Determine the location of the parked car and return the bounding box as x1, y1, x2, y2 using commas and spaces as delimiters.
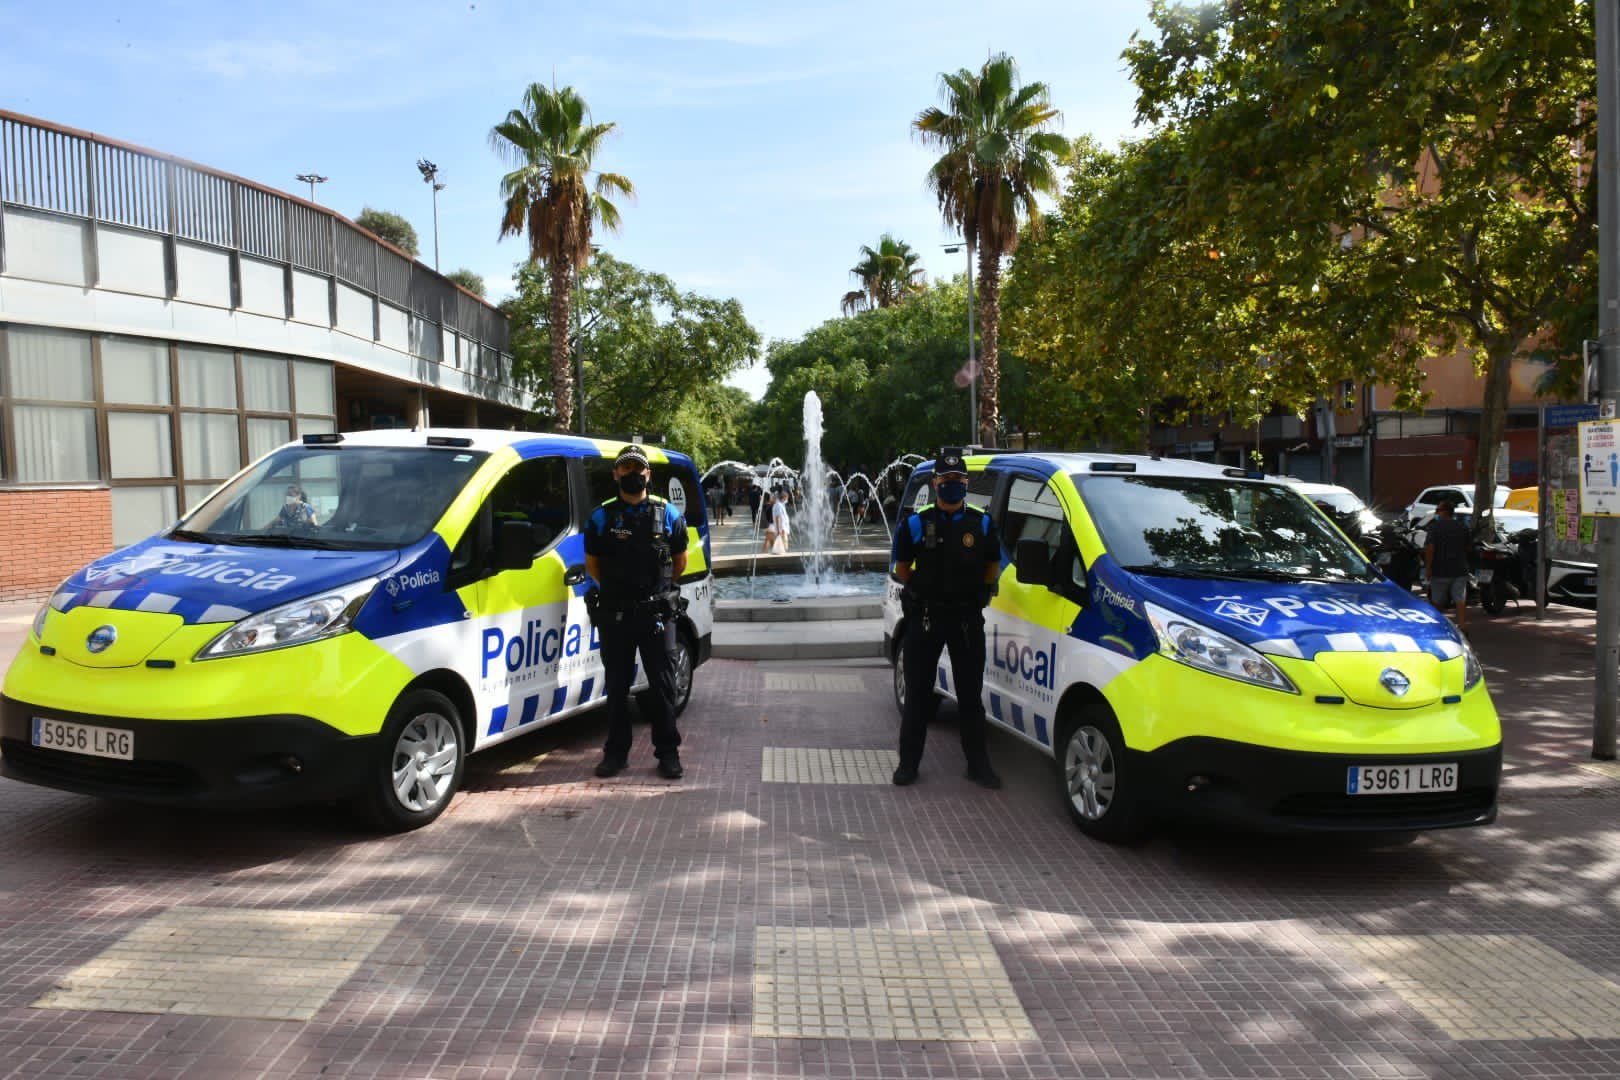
1406, 484, 1515, 524
1276, 479, 1386, 536
1503, 486, 1538, 513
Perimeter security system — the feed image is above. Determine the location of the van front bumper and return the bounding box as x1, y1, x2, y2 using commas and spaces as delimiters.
0, 694, 377, 808
1135, 737, 1501, 833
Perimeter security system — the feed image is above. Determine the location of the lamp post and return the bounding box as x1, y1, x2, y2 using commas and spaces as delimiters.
416, 159, 445, 270
294, 173, 327, 203
943, 241, 977, 445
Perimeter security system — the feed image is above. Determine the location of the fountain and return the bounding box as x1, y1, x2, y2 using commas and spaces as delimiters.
801, 391, 833, 585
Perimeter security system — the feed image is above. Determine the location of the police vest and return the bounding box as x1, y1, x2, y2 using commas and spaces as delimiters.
596, 496, 674, 603
909, 503, 989, 607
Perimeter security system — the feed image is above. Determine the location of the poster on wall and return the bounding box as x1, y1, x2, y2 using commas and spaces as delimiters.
1543, 404, 1600, 563
1578, 420, 1620, 517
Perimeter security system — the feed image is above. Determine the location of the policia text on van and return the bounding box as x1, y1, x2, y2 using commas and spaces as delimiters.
883, 452, 1499, 841
0, 431, 714, 831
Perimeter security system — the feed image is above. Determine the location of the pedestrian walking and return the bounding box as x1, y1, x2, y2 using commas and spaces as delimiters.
891, 448, 1003, 788
584, 445, 690, 780
1424, 495, 1473, 634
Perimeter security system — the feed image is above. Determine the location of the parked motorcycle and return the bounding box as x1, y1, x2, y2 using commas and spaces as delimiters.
1320, 505, 1424, 592
1479, 528, 1538, 614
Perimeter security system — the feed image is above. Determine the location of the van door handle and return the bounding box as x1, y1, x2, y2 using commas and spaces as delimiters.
564, 564, 587, 587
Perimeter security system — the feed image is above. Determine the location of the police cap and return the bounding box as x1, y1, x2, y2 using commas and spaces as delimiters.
934, 447, 968, 477
615, 444, 650, 469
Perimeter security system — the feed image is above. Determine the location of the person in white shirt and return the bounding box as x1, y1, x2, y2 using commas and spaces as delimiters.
765, 488, 792, 553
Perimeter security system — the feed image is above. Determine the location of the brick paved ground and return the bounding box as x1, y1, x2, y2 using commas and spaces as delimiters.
1, 601, 1619, 1078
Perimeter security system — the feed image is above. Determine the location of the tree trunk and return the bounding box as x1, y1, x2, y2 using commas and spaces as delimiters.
976, 242, 1002, 447
1471, 334, 1517, 541
548, 260, 574, 431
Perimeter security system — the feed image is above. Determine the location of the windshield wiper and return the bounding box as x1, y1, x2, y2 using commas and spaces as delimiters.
1120, 564, 1375, 584
168, 528, 229, 544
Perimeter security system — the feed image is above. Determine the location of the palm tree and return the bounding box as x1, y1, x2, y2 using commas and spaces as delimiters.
840, 235, 927, 315
491, 84, 633, 430
915, 54, 1067, 445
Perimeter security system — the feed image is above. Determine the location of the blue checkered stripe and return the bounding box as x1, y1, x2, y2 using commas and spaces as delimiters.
936, 665, 1054, 747
1252, 631, 1463, 661
488, 665, 637, 736
54, 587, 251, 626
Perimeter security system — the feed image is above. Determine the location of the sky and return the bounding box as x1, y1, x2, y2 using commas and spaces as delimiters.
0, 0, 1157, 397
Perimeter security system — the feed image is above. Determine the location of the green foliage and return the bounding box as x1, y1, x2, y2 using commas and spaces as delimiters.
354, 207, 419, 256
841, 235, 927, 315
502, 253, 760, 464
1118, 0, 1596, 526
743, 280, 993, 469
446, 268, 486, 298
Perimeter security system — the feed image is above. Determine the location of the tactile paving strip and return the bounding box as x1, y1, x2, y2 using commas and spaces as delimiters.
1577, 760, 1620, 782
753, 927, 1035, 1041
762, 747, 898, 785
763, 673, 869, 693
34, 907, 399, 1022
1333, 933, 1620, 1040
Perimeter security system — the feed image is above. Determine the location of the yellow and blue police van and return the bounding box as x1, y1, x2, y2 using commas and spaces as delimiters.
2, 430, 714, 830
884, 451, 1500, 841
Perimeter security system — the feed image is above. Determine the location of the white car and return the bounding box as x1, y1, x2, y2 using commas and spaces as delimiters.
1407, 484, 1513, 524
1277, 479, 1384, 535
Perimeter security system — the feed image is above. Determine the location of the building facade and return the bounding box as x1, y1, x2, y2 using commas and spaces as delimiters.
0, 111, 535, 600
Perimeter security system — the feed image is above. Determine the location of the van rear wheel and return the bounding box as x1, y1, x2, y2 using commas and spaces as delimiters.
892, 629, 908, 717
1056, 706, 1147, 844
360, 688, 464, 832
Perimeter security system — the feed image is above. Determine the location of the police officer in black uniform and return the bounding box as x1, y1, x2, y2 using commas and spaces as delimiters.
584, 445, 689, 780
891, 448, 1003, 788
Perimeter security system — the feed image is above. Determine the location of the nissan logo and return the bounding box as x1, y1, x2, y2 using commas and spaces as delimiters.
1379, 667, 1411, 697
85, 625, 118, 654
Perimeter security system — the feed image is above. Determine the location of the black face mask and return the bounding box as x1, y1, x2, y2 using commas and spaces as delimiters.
619, 473, 648, 495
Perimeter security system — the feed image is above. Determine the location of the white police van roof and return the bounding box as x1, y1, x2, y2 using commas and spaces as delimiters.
292, 429, 686, 460
955, 450, 1275, 482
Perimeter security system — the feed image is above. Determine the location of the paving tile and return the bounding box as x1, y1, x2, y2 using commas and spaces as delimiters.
762, 747, 898, 785
1331, 933, 1620, 1040
33, 907, 398, 1022
752, 927, 1036, 1041
763, 673, 869, 694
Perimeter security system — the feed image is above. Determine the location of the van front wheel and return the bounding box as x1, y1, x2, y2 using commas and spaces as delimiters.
1056, 706, 1147, 843
361, 688, 465, 832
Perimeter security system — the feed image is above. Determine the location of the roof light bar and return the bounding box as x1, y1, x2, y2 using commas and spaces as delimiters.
1090, 461, 1137, 473
302, 433, 344, 445
426, 436, 474, 448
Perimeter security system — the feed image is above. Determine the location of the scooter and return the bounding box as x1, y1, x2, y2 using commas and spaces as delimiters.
1478, 528, 1537, 614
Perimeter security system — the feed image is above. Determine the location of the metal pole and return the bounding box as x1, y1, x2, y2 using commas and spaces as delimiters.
1596, 0, 1620, 759
431, 185, 441, 271
966, 238, 978, 445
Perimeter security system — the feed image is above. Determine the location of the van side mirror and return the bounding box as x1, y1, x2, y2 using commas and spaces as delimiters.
493, 521, 537, 572
1015, 539, 1053, 586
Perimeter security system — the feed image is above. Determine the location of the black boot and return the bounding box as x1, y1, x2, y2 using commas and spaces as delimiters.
594, 756, 627, 778
657, 753, 684, 780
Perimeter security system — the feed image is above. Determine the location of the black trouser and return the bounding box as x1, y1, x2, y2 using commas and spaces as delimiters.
599, 609, 681, 763
900, 607, 990, 773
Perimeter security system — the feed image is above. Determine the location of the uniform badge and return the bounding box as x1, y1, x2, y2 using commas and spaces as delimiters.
962, 533, 975, 548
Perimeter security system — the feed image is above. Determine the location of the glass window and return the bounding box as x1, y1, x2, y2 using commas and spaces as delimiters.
111, 486, 178, 547
487, 456, 572, 553
102, 337, 170, 405
584, 458, 701, 526
297, 416, 336, 438
242, 353, 290, 412
12, 405, 98, 482
177, 345, 237, 409
5, 327, 93, 401
1075, 474, 1375, 581
292, 360, 334, 416
107, 412, 173, 478
180, 445, 488, 550
181, 411, 240, 479
246, 417, 291, 463
185, 483, 218, 512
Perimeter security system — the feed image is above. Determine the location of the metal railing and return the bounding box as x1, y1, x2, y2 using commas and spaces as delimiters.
0, 109, 518, 397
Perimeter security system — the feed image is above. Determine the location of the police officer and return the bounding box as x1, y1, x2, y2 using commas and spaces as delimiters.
891, 448, 1003, 788
584, 445, 689, 780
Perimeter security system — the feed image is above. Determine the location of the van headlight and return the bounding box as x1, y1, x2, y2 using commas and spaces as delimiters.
1144, 601, 1297, 693
31, 603, 48, 640
1463, 640, 1483, 690
197, 578, 378, 660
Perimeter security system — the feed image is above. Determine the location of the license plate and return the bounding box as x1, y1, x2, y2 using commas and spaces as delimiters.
1477, 569, 1493, 583
1376, 553, 1392, 566
31, 717, 133, 760
1347, 763, 1457, 795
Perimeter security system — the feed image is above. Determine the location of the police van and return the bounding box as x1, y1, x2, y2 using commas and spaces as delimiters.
885, 451, 1500, 840
1, 430, 714, 830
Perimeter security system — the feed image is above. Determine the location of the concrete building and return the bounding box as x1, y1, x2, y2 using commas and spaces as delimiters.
0, 111, 535, 600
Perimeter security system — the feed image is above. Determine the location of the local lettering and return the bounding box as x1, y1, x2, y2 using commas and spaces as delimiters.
989, 625, 1056, 691
482, 619, 600, 678
1261, 596, 1438, 625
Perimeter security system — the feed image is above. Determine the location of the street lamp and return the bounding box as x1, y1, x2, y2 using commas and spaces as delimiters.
294, 173, 328, 203
943, 241, 977, 444
416, 159, 445, 270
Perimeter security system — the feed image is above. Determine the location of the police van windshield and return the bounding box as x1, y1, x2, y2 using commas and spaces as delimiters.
1074, 474, 1377, 582
174, 445, 489, 550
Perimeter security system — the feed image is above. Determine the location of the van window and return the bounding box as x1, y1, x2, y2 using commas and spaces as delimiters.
487, 456, 572, 553
1075, 474, 1376, 581
967, 469, 998, 504
585, 459, 704, 527
1003, 476, 1068, 574
180, 446, 487, 550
